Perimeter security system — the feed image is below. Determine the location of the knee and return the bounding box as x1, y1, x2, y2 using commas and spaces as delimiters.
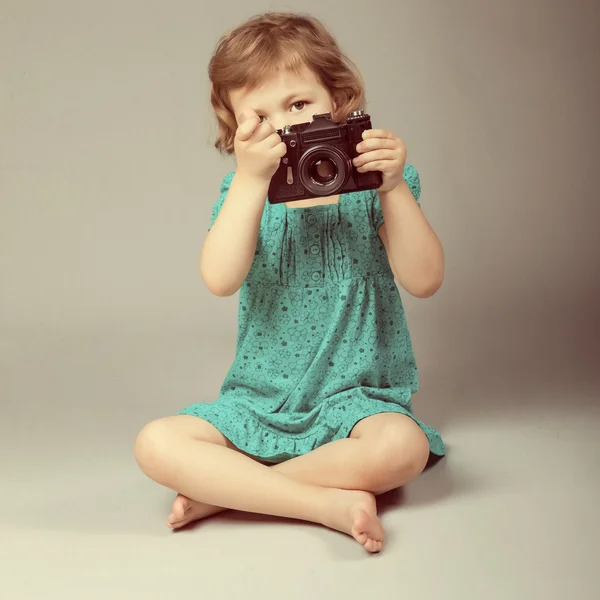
134, 418, 174, 474
365, 418, 430, 493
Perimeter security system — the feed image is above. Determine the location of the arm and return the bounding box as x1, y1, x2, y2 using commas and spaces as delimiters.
377, 182, 444, 298
200, 173, 268, 297
199, 109, 287, 297
353, 128, 444, 298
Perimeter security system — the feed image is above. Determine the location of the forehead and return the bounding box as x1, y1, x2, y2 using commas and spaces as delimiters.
229, 67, 325, 111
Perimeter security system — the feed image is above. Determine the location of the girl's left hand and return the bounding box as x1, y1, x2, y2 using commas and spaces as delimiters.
353, 129, 407, 193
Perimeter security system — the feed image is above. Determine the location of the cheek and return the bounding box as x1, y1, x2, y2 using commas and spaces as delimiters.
279, 115, 304, 129
323, 96, 335, 111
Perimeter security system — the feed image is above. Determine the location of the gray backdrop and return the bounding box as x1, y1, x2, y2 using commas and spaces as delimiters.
1, 1, 599, 599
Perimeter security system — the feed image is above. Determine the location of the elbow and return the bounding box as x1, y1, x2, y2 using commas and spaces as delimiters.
201, 274, 239, 297
411, 272, 444, 298
411, 282, 441, 298
397, 267, 444, 299
207, 283, 238, 297
401, 250, 445, 298
199, 265, 240, 297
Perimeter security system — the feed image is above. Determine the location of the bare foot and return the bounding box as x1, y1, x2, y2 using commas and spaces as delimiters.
323, 489, 385, 553
167, 490, 384, 552
167, 494, 226, 530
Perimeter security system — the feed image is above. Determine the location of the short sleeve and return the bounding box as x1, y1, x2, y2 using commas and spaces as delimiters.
403, 164, 421, 203
371, 164, 422, 230
208, 171, 235, 231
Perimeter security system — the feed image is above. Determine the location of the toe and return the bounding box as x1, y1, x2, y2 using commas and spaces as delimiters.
352, 529, 368, 546
172, 495, 190, 520
168, 516, 187, 530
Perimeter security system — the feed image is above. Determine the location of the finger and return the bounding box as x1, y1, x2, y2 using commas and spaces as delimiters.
236, 113, 261, 142
256, 132, 282, 155
356, 138, 397, 153
238, 108, 260, 124
356, 159, 396, 173
362, 129, 397, 140
263, 131, 283, 149
249, 120, 276, 143
353, 149, 398, 167
272, 141, 287, 158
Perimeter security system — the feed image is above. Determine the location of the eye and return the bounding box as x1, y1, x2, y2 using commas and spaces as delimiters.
257, 115, 267, 123
290, 101, 307, 112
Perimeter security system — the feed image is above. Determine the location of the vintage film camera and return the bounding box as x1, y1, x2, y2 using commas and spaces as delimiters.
267, 110, 383, 204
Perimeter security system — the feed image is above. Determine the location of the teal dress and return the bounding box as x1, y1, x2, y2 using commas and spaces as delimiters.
178, 165, 445, 463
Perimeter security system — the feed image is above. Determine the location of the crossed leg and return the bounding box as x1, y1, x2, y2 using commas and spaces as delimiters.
135, 412, 430, 553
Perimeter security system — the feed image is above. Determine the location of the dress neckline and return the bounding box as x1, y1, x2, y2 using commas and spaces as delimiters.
283, 193, 344, 212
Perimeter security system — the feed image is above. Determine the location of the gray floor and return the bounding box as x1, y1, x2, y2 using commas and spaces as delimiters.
2, 324, 599, 600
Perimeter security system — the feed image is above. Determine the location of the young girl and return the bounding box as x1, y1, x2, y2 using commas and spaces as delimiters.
135, 12, 446, 554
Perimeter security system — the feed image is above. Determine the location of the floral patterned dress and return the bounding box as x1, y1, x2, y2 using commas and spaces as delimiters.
178, 165, 445, 463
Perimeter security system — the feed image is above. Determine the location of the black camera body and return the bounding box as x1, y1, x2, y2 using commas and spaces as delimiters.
267, 111, 383, 204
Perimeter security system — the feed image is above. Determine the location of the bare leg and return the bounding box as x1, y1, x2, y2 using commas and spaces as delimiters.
137, 413, 429, 552
169, 412, 429, 525
135, 416, 406, 552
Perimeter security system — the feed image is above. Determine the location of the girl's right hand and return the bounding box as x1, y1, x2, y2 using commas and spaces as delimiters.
234, 110, 287, 182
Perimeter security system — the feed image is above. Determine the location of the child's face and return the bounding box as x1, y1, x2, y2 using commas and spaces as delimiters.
229, 66, 334, 132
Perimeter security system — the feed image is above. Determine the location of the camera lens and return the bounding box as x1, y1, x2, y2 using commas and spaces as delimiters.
298, 146, 351, 196
309, 159, 337, 184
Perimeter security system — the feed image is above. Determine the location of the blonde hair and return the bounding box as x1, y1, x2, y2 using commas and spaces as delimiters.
209, 12, 366, 154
